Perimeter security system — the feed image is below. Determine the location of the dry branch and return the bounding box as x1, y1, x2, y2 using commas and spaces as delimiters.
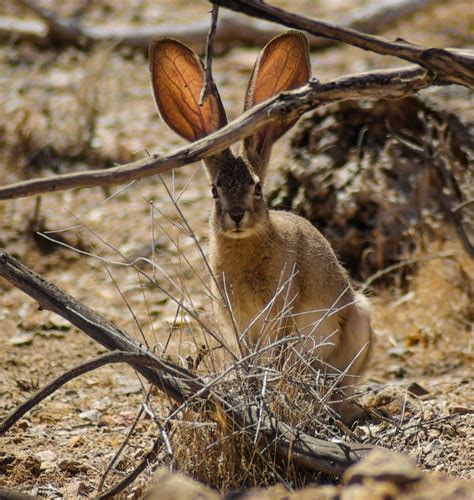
2, 0, 447, 50
0, 250, 375, 477
199, 5, 220, 105
211, 0, 474, 88
0, 65, 441, 201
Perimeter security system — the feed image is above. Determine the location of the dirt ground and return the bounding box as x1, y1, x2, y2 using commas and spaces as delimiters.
0, 0, 473, 498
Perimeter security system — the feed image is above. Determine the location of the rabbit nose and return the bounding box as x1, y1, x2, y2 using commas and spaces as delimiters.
229, 208, 244, 224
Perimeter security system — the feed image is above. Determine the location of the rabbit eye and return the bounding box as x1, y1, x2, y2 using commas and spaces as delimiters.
211, 185, 219, 199
254, 182, 263, 198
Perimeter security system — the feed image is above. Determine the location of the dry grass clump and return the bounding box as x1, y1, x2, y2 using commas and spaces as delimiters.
167, 373, 330, 491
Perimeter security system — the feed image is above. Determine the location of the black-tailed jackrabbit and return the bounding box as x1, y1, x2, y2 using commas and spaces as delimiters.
150, 32, 373, 420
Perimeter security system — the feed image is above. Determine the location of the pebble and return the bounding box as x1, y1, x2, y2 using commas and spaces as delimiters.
34, 450, 57, 471
79, 409, 101, 422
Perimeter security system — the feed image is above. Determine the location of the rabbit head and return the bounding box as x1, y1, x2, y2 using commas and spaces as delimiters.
149, 32, 310, 238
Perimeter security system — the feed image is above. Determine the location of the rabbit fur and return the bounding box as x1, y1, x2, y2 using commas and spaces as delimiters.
149, 31, 374, 407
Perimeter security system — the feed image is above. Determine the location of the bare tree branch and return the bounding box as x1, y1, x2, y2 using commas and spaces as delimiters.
2, 0, 448, 51
211, 0, 474, 88
0, 65, 441, 201
0, 250, 375, 477
199, 5, 220, 105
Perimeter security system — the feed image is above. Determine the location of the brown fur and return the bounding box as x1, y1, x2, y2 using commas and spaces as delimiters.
150, 32, 374, 417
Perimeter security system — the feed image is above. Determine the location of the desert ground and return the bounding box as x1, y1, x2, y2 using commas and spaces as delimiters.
0, 0, 472, 498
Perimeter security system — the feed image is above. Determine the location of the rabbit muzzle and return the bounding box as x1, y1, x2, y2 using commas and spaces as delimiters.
222, 207, 254, 237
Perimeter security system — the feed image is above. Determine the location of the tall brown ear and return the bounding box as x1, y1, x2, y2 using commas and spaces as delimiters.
243, 31, 310, 179
149, 38, 227, 143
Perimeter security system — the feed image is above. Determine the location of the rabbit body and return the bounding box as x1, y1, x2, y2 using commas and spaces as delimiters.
150, 31, 373, 393
210, 205, 372, 379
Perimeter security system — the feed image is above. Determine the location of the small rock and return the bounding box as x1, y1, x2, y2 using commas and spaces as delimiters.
341, 482, 400, 500
68, 435, 85, 447
9, 332, 35, 346
79, 409, 101, 422
34, 450, 57, 472
92, 397, 111, 410
344, 449, 422, 487
423, 441, 437, 454
407, 382, 430, 397
63, 481, 90, 497
39, 330, 66, 338
145, 469, 220, 500
44, 314, 71, 331
0, 451, 16, 472
35, 450, 57, 463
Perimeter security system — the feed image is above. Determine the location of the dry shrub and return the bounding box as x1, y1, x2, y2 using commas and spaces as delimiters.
268, 88, 473, 281
168, 374, 329, 491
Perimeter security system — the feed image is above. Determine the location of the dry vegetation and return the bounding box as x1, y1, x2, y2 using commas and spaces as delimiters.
0, 0, 473, 498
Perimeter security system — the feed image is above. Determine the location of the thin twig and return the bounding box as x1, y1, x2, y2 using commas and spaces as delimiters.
199, 5, 219, 105
97, 434, 164, 499
0, 351, 176, 435
98, 404, 175, 499
453, 199, 474, 213
97, 388, 151, 492
362, 251, 456, 290
16, 0, 86, 45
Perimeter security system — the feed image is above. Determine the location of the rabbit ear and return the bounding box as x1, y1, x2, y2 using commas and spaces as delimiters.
243, 31, 310, 179
149, 39, 228, 178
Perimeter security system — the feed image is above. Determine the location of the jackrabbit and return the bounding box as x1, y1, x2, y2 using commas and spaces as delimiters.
149, 32, 373, 416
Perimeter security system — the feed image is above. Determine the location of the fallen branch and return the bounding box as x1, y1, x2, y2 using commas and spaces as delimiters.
2, 0, 447, 51
211, 0, 474, 88
0, 250, 375, 477
0, 65, 441, 201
